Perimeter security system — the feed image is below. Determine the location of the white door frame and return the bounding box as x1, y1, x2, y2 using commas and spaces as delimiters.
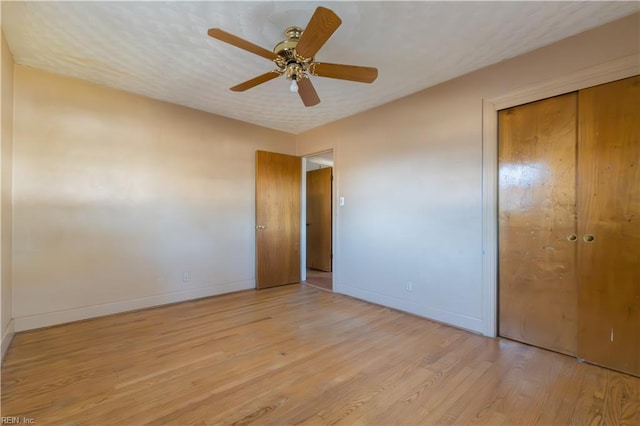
301, 149, 335, 286
481, 54, 638, 337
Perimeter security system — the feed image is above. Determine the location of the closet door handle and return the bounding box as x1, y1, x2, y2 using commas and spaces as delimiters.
583, 234, 595, 243
567, 234, 578, 242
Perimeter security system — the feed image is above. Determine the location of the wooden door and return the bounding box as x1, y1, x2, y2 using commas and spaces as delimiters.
577, 76, 640, 376
306, 167, 332, 272
498, 93, 578, 355
255, 151, 301, 289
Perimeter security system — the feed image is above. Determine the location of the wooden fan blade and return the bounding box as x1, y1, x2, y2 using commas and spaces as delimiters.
208, 28, 280, 61
297, 77, 321, 107
309, 62, 378, 83
295, 7, 342, 59
230, 71, 281, 92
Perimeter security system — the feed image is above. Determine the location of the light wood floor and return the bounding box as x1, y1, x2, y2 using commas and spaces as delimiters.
305, 268, 332, 291
1, 285, 638, 425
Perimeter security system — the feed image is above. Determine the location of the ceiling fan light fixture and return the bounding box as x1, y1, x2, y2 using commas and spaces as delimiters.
290, 79, 299, 93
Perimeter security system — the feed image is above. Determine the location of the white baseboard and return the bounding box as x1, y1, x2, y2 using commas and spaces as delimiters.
13, 280, 255, 332
335, 283, 484, 334
1, 319, 15, 360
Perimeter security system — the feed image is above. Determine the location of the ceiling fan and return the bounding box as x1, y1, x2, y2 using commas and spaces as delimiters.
207, 6, 378, 107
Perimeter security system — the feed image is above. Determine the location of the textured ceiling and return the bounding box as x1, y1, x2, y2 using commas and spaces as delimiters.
2, 1, 638, 134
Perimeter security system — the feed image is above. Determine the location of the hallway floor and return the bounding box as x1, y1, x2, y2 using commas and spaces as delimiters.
304, 268, 332, 291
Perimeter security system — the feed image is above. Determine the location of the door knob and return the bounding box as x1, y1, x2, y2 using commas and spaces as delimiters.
583, 234, 595, 243
256, 225, 266, 230
567, 234, 577, 242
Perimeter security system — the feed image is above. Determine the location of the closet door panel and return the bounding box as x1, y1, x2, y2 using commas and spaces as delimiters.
577, 75, 640, 376
498, 93, 578, 355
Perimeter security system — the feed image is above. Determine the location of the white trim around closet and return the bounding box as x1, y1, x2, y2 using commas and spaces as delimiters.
481, 54, 639, 337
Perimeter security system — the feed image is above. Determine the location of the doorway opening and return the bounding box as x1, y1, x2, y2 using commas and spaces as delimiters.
303, 150, 333, 291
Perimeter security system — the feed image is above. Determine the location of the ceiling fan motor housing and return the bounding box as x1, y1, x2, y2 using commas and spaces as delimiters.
274, 26, 303, 60
274, 26, 312, 81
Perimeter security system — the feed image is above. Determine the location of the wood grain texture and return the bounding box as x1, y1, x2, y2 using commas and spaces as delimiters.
577, 75, 640, 376
310, 62, 378, 83
295, 6, 342, 60
498, 92, 578, 355
2, 285, 638, 425
306, 167, 332, 272
297, 77, 321, 107
255, 151, 301, 289
207, 28, 280, 61
230, 71, 281, 92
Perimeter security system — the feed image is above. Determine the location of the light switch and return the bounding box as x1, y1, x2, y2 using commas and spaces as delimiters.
339, 197, 345, 206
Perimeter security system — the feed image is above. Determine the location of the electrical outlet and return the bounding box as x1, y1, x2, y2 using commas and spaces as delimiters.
405, 281, 413, 292
183, 272, 191, 282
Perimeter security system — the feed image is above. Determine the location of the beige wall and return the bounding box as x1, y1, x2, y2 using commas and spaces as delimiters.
296, 13, 640, 334
5, 12, 640, 335
1, 28, 15, 356
12, 66, 295, 330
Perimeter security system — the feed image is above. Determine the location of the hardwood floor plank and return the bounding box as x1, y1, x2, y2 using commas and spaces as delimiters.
603, 370, 640, 426
2, 285, 638, 425
365, 336, 497, 424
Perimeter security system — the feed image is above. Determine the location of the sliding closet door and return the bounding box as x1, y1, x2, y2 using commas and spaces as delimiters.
498, 93, 578, 355
577, 75, 640, 376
